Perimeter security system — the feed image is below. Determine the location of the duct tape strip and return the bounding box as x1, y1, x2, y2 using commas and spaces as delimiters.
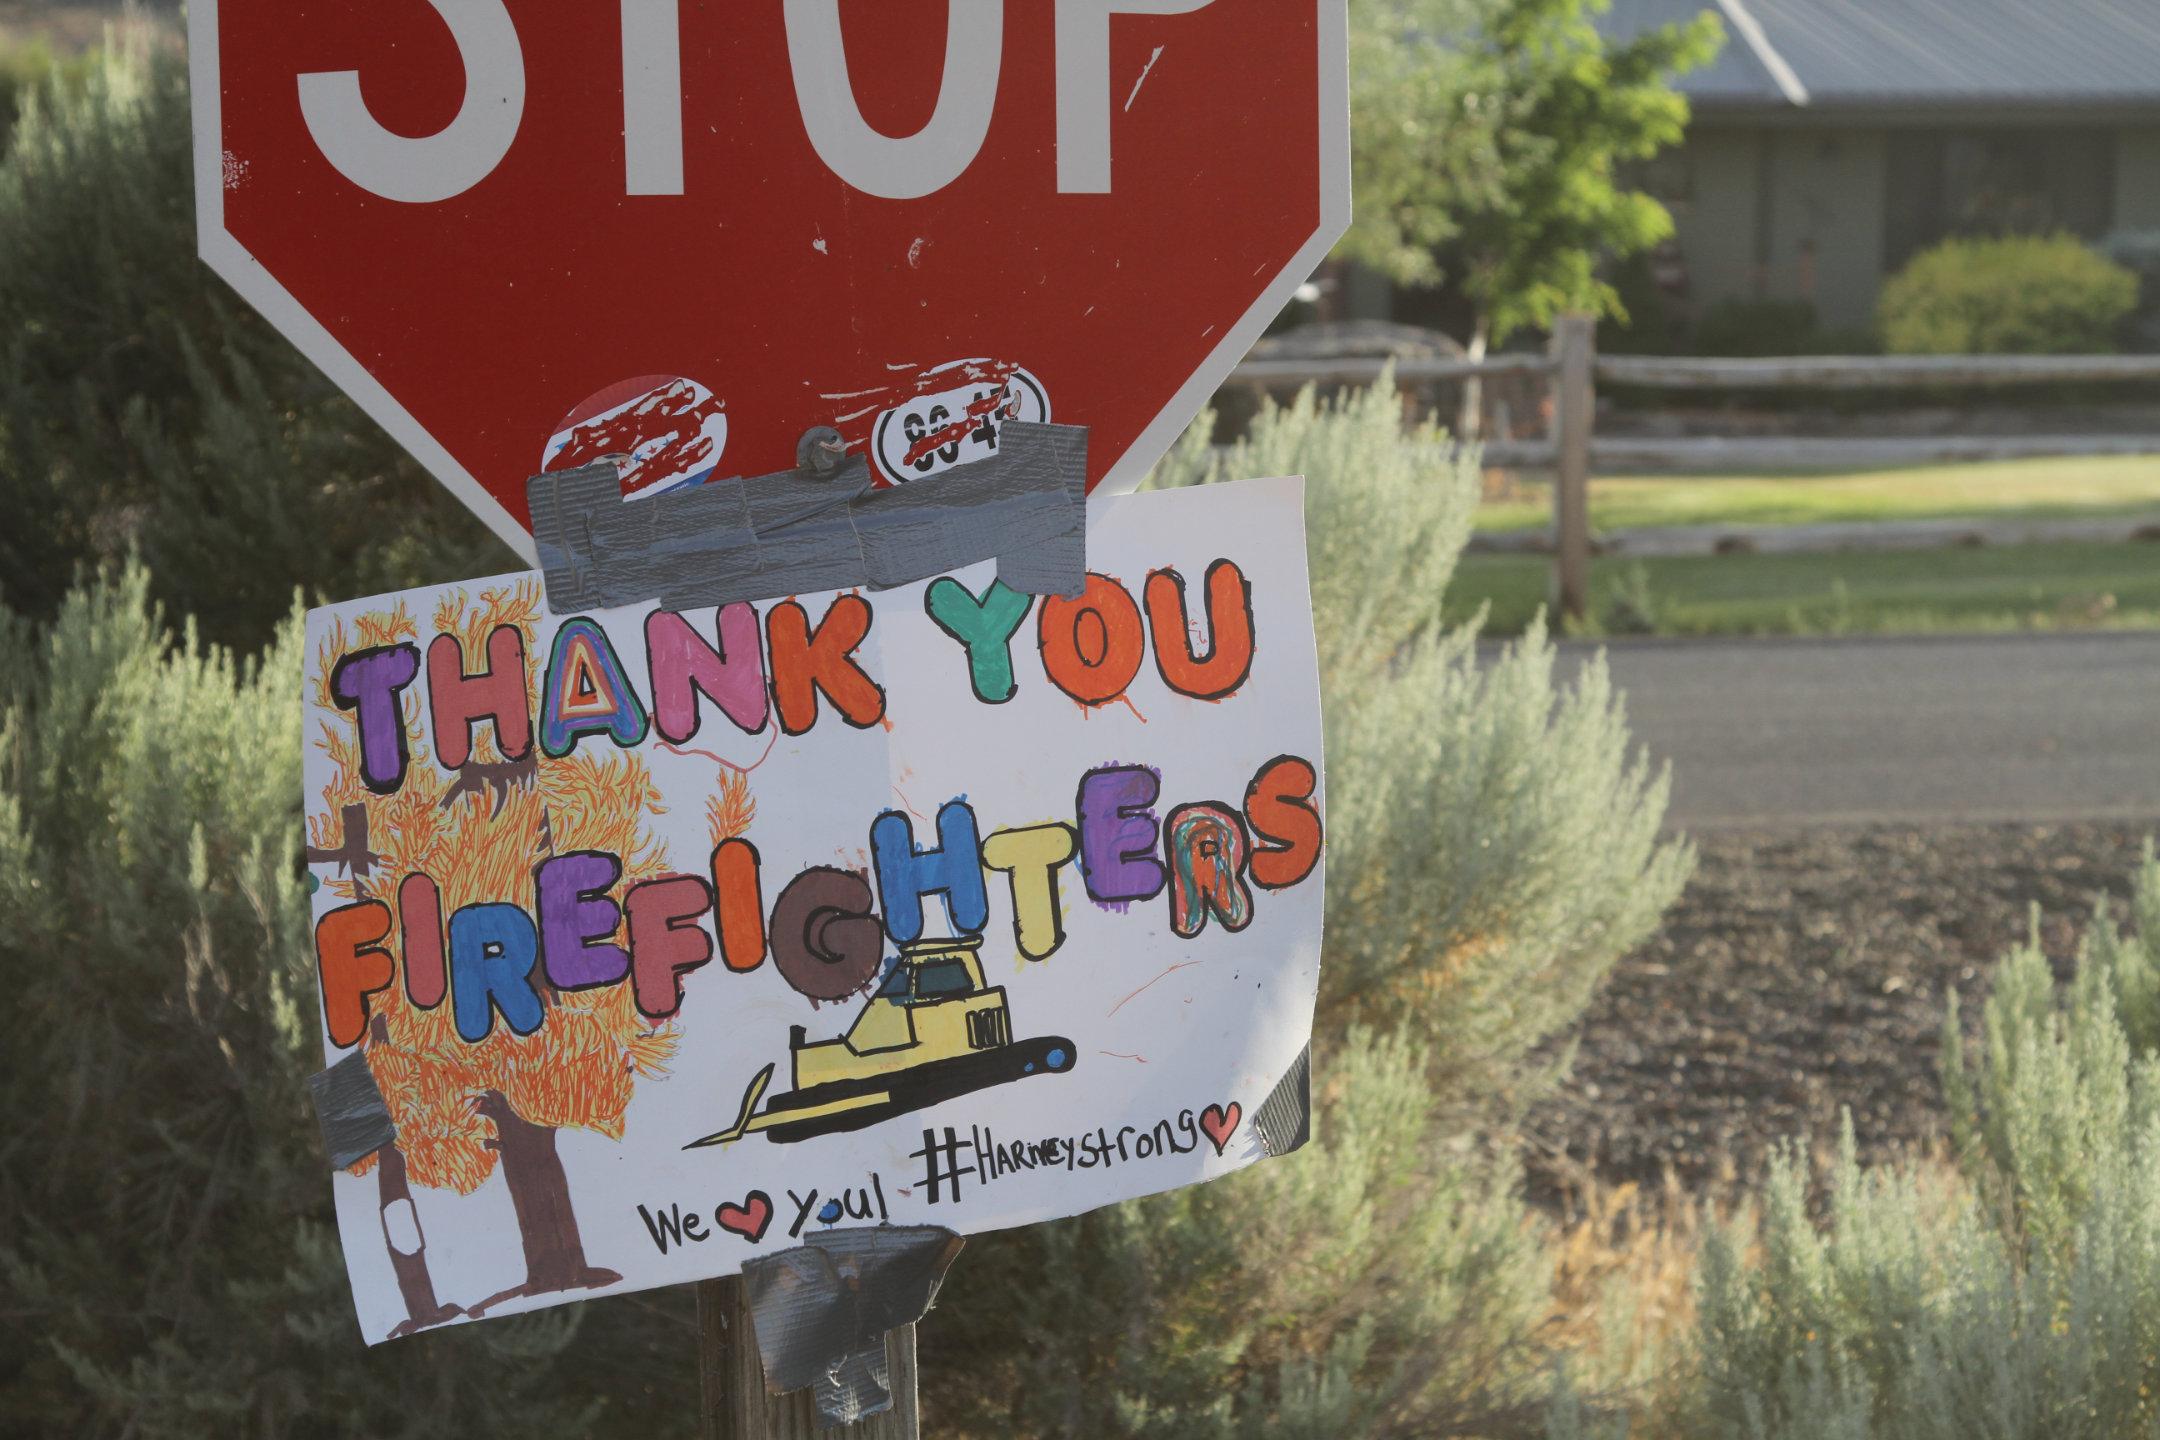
740, 1225, 964, 1427
1252, 1043, 1312, 1158
527, 423, 1088, 614
308, 1049, 397, 1170
744, 457, 878, 599
995, 422, 1089, 599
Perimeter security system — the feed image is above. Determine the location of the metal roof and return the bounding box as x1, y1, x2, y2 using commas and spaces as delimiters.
1601, 0, 2160, 111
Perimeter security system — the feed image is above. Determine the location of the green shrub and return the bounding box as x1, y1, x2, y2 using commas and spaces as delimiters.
0, 26, 506, 650
2100, 229, 2160, 353
0, 37, 86, 153
1149, 374, 1480, 686
925, 384, 1690, 1438
1149, 379, 1690, 1081
1877, 234, 2139, 356
932, 1030, 1563, 1439
1692, 298, 1823, 358
1683, 851, 2160, 1440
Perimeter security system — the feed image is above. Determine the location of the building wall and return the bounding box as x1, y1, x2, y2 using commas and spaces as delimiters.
1670, 126, 1890, 335
2119, 128, 2160, 232
1767, 129, 1889, 332
1665, 129, 1761, 319
1347, 119, 2160, 342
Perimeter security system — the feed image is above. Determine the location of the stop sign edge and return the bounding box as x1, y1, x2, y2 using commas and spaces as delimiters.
186, 2, 1351, 569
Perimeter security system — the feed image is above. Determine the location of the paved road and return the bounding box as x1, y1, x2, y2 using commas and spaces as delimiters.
1558, 632, 2160, 828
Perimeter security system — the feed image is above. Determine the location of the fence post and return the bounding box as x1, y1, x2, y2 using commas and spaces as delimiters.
1550, 314, 1596, 625
699, 1275, 922, 1440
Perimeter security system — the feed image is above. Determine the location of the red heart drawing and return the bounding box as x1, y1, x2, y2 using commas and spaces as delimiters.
717, 1191, 773, 1243
1200, 1102, 1242, 1156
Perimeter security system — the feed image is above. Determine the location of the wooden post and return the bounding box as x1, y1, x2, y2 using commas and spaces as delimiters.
699, 1276, 921, 1440
1549, 313, 1596, 626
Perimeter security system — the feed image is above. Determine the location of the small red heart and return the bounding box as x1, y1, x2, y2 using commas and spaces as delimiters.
1200, 1102, 1241, 1156
717, 1191, 773, 1243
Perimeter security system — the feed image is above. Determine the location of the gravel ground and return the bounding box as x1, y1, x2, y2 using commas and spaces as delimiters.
1524, 821, 2160, 1202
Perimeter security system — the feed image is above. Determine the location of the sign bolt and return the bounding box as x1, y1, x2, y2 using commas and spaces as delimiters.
796, 426, 847, 478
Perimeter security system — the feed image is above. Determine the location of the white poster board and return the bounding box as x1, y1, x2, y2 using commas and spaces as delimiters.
301, 478, 1325, 1342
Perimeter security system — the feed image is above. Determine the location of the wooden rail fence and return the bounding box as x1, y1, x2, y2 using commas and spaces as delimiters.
1226, 323, 2160, 622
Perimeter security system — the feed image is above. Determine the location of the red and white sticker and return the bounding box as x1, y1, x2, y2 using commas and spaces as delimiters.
867, 362, 1050, 487
542, 375, 728, 502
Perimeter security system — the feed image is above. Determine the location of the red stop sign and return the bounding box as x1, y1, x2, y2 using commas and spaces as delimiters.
188, 1, 1348, 560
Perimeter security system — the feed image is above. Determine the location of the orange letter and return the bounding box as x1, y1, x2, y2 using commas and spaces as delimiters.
1038, 573, 1144, 706
711, 838, 767, 973
767, 595, 886, 735
427, 624, 532, 768
1145, 560, 1254, 701
316, 900, 396, 1049
1244, 755, 1322, 890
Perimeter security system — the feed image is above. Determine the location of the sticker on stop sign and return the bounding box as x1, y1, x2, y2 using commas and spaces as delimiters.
542, 377, 729, 501
869, 362, 1051, 487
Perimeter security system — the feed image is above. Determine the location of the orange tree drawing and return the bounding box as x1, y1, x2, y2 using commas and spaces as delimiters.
309, 582, 755, 1334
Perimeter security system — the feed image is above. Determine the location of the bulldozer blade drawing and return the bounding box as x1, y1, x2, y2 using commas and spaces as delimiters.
685, 936, 1076, 1148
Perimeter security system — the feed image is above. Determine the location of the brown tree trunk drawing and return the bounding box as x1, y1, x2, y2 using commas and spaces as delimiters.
468, 1089, 622, 1314
368, 1017, 463, 1338
377, 1141, 465, 1338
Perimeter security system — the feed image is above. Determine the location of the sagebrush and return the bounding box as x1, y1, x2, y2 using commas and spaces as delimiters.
0, 27, 505, 648
1680, 849, 2160, 1440
925, 383, 1687, 1438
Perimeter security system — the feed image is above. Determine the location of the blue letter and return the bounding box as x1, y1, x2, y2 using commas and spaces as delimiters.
871, 801, 990, 943
448, 902, 546, 1042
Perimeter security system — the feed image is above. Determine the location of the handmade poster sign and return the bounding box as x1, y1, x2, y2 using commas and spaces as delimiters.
302, 477, 1326, 1342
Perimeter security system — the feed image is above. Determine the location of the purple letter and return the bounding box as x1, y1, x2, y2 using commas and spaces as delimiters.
1076, 765, 1167, 904
538, 851, 630, 990
330, 644, 421, 794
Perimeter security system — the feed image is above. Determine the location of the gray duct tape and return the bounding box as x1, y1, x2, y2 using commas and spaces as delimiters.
583, 475, 753, 611
529, 463, 623, 612
308, 1049, 397, 1170
740, 1225, 964, 1427
994, 423, 1090, 599
744, 456, 877, 598
525, 423, 1088, 614
854, 423, 1085, 590
1252, 1043, 1313, 1158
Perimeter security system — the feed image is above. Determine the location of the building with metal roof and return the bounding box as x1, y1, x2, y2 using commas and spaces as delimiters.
1597, 0, 2160, 336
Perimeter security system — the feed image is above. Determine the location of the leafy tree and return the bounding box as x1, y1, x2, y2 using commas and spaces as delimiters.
1343, 0, 1720, 428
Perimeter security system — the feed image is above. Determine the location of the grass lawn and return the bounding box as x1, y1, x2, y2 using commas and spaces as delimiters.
1475, 455, 2160, 535
1449, 541, 2160, 638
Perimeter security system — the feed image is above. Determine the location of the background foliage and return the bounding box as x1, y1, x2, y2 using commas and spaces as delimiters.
1674, 854, 2160, 1439
0, 28, 506, 651
1877, 234, 2141, 358
1343, 0, 1720, 348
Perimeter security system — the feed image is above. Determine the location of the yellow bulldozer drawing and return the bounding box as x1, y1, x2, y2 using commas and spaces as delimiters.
685, 935, 1076, 1147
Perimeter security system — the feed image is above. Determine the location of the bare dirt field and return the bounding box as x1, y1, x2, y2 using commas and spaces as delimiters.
1526, 820, 2160, 1204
